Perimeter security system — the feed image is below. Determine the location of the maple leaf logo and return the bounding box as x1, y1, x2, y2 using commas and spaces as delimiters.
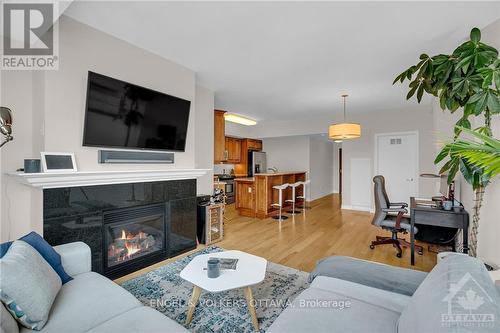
457, 289, 484, 311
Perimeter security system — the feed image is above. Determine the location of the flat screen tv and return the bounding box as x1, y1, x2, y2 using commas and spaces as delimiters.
83, 71, 191, 152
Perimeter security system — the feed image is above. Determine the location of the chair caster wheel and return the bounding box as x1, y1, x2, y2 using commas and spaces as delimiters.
369, 245, 375, 250
396, 253, 402, 258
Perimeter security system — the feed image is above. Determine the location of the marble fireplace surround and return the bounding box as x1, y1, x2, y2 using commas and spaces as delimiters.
8, 169, 209, 279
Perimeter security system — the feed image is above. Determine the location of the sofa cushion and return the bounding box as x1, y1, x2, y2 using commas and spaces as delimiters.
311, 276, 411, 313
0, 241, 62, 330
23, 272, 142, 333
398, 253, 500, 333
267, 280, 401, 333
1, 303, 19, 333
309, 256, 427, 296
86, 306, 189, 333
0, 232, 72, 284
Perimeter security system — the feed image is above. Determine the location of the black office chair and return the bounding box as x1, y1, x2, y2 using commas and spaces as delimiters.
369, 175, 423, 258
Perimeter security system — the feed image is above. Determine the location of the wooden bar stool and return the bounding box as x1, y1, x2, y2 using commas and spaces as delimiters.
271, 183, 290, 221
297, 180, 311, 209
286, 182, 302, 214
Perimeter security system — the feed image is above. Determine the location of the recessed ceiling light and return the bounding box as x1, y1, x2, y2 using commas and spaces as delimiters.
224, 113, 257, 126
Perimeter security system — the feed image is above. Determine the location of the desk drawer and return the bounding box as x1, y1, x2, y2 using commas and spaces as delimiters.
414, 210, 467, 229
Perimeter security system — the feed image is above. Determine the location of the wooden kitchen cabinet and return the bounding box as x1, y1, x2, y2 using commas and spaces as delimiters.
225, 137, 242, 163
214, 110, 226, 163
233, 139, 263, 176
247, 139, 263, 151
235, 179, 255, 217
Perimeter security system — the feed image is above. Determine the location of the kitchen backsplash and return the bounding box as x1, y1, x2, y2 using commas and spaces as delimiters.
213, 164, 235, 175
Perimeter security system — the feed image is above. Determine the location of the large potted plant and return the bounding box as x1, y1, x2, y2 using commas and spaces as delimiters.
393, 27, 500, 257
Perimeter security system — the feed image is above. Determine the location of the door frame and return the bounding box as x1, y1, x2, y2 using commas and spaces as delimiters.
374, 130, 419, 197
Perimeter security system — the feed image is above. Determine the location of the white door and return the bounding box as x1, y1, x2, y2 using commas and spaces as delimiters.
375, 132, 419, 203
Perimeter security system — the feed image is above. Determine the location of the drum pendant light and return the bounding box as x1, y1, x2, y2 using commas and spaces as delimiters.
328, 94, 361, 141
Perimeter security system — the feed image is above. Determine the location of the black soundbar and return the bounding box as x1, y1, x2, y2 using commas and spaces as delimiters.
98, 150, 174, 164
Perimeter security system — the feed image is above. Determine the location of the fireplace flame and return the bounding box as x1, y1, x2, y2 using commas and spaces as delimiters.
109, 229, 157, 265
124, 241, 141, 258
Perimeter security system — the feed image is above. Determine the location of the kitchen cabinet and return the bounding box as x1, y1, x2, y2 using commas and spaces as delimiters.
233, 139, 263, 176
235, 179, 255, 217
214, 110, 260, 165
225, 137, 242, 163
247, 139, 262, 151
214, 110, 226, 163
235, 172, 306, 218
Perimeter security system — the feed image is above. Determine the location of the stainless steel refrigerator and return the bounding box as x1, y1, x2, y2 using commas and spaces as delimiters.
248, 151, 267, 176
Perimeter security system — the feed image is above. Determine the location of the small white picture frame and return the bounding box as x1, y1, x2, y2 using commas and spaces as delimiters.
40, 152, 77, 173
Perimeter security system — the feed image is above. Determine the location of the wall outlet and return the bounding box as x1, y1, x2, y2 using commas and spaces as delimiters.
248, 187, 252, 193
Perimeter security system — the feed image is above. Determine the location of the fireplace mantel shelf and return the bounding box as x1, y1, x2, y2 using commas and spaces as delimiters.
7, 169, 211, 189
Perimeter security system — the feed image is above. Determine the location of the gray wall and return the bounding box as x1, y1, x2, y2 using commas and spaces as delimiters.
340, 107, 436, 210
262, 135, 335, 201
309, 137, 334, 200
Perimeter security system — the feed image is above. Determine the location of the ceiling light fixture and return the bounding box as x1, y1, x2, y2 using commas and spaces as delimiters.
328, 94, 361, 140
224, 113, 257, 126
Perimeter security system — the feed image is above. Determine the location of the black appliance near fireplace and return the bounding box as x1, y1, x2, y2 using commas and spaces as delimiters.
43, 180, 197, 279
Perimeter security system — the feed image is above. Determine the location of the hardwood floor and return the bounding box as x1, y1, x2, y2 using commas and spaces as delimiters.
219, 194, 437, 272
116, 193, 436, 284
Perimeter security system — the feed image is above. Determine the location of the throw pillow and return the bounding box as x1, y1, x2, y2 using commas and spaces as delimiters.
0, 232, 72, 284
0, 240, 62, 330
1, 302, 19, 333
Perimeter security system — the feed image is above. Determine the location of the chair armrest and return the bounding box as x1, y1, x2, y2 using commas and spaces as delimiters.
389, 202, 408, 208
53, 242, 91, 276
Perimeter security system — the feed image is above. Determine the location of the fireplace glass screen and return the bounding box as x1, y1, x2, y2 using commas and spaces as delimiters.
105, 205, 165, 268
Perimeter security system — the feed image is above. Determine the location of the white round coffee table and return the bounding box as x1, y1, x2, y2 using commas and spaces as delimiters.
180, 250, 267, 331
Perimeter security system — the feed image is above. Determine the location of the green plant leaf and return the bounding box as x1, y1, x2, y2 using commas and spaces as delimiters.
470, 27, 481, 43
474, 91, 489, 114
406, 85, 418, 100
435, 146, 451, 164
487, 91, 500, 114
417, 84, 425, 102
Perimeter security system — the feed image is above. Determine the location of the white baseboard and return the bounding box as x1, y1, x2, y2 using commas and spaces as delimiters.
341, 204, 374, 213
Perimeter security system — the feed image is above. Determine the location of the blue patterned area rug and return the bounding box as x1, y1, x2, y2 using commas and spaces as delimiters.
121, 247, 309, 333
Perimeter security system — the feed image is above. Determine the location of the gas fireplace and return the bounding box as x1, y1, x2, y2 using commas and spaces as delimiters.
104, 204, 166, 275
43, 179, 197, 279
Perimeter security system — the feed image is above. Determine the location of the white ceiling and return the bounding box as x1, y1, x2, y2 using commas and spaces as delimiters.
64, 1, 500, 121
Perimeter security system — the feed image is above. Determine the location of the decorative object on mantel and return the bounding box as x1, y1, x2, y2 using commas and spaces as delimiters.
24, 159, 41, 173
7, 169, 211, 189
328, 94, 361, 142
40, 152, 77, 173
0, 106, 13, 148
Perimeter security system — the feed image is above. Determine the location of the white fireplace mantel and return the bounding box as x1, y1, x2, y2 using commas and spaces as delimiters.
7, 169, 211, 189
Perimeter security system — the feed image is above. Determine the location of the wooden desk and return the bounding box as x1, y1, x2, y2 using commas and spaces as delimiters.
410, 197, 469, 265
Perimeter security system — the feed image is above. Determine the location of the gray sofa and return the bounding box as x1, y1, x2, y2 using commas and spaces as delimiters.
268, 253, 500, 333
1, 242, 188, 333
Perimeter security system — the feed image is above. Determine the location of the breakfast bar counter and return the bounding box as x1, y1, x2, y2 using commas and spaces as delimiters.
234, 172, 306, 218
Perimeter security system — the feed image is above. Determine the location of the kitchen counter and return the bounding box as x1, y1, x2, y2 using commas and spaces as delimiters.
234, 171, 307, 218
255, 171, 307, 177
234, 177, 254, 182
